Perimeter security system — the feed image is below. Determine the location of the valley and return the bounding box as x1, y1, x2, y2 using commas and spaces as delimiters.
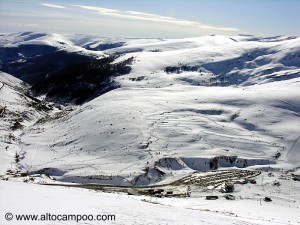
0, 32, 300, 224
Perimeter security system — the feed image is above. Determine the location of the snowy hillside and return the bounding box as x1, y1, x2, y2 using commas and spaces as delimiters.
1, 180, 299, 225
17, 83, 300, 185
1, 32, 300, 88
113, 35, 300, 88
0, 72, 60, 175
0, 32, 300, 224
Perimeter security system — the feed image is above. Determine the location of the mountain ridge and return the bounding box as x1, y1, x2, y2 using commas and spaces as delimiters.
0, 32, 299, 187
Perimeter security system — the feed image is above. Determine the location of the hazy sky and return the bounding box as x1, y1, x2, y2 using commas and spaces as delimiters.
0, 0, 299, 38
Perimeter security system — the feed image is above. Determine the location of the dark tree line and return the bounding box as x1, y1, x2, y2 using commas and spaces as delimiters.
32, 55, 134, 104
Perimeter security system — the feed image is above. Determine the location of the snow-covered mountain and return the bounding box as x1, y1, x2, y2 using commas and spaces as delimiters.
2, 32, 300, 86
1, 32, 300, 224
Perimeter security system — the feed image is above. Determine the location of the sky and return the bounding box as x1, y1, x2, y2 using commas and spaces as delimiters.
0, 0, 299, 38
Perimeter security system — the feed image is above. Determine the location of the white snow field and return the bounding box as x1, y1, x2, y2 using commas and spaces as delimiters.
1, 179, 299, 225
0, 33, 300, 224
19, 83, 300, 184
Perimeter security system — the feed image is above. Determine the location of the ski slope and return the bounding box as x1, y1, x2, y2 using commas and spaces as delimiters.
19, 82, 300, 185
1, 179, 299, 225
0, 32, 299, 185
1, 32, 300, 225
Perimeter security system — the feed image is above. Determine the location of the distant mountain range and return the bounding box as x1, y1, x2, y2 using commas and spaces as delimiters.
0, 32, 299, 186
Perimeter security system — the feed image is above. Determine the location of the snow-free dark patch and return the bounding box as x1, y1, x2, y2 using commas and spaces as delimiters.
31, 55, 134, 104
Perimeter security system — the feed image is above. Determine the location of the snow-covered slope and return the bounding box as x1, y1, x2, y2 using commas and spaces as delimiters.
1, 32, 299, 87
0, 72, 59, 175
1, 32, 300, 225
18, 81, 300, 185
1, 179, 299, 225
0, 72, 31, 174
1, 32, 300, 185
112, 35, 300, 88
0, 32, 105, 57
